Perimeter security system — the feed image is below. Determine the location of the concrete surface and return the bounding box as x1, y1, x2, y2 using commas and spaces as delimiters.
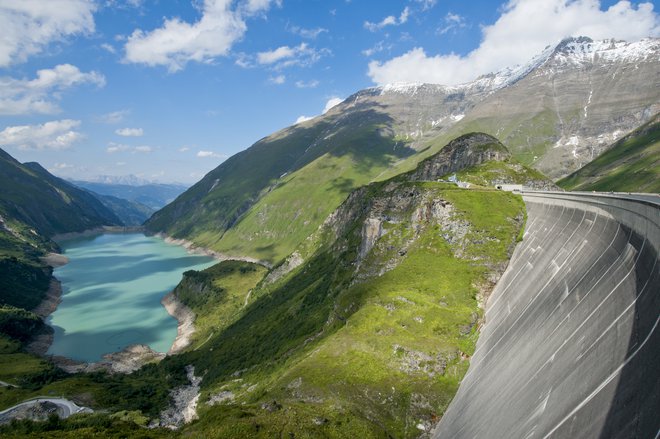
0, 397, 92, 423
433, 191, 659, 439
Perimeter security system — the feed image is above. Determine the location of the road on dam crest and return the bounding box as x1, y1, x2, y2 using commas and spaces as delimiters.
433, 191, 659, 439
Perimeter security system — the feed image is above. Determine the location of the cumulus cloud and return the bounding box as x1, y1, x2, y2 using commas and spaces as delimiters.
115, 127, 144, 136
0, 119, 83, 150
197, 150, 225, 158
294, 96, 344, 125
0, 64, 105, 115
295, 115, 313, 124
123, 0, 280, 72
364, 6, 410, 32
256, 43, 328, 69
0, 0, 96, 67
368, 0, 660, 86
323, 97, 343, 114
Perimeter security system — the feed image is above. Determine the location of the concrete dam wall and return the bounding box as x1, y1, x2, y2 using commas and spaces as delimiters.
434, 192, 659, 439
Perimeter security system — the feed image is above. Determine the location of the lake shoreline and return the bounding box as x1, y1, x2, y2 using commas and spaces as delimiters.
153, 232, 272, 269
31, 231, 215, 374
161, 292, 196, 355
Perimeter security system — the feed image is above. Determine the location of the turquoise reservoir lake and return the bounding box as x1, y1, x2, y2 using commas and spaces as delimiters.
47, 233, 215, 362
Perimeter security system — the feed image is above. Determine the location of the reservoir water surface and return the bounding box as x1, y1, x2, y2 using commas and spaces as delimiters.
47, 233, 215, 362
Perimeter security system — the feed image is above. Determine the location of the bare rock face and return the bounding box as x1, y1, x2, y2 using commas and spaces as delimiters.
407, 133, 510, 182
460, 37, 660, 178
154, 365, 201, 429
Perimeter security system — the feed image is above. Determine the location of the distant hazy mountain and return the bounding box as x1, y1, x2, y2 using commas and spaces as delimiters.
146, 36, 659, 264
558, 113, 660, 193
85, 174, 153, 186
70, 180, 188, 210
84, 192, 155, 226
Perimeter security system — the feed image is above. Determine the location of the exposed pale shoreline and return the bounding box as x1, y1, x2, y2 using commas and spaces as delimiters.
31, 228, 269, 373
161, 292, 196, 355
155, 233, 272, 269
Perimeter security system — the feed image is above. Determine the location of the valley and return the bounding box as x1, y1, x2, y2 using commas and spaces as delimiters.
0, 16, 658, 439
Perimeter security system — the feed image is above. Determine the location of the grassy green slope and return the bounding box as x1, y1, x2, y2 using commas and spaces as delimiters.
154, 133, 528, 436
0, 150, 122, 238
557, 115, 660, 192
145, 107, 414, 264
171, 182, 524, 438
0, 135, 529, 438
214, 128, 408, 263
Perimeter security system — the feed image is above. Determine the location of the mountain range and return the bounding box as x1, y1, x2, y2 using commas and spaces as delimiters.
0, 35, 658, 439
146, 36, 660, 265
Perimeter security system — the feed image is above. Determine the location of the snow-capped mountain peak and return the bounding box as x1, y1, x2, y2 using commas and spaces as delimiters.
374, 37, 658, 98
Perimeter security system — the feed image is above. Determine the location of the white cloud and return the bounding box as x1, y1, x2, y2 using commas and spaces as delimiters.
294, 96, 345, 124
0, 119, 83, 150
256, 43, 328, 69
295, 115, 313, 124
295, 79, 320, 88
323, 97, 343, 114
242, 0, 281, 15
437, 12, 467, 35
52, 162, 74, 169
105, 0, 144, 9
0, 64, 105, 115
178, 146, 190, 152
123, 0, 281, 72
115, 127, 144, 137
106, 142, 129, 153
100, 43, 116, 53
106, 142, 152, 153
197, 150, 226, 158
368, 0, 660, 86
258, 45, 298, 64
414, 0, 437, 11
364, 6, 410, 32
362, 41, 392, 57
268, 74, 286, 84
289, 25, 328, 39
96, 109, 129, 124
0, 0, 96, 67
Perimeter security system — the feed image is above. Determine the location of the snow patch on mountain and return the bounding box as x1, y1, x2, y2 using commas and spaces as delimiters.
373, 37, 658, 98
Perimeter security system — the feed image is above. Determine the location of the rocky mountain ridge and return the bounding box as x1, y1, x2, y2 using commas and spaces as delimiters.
147, 36, 658, 264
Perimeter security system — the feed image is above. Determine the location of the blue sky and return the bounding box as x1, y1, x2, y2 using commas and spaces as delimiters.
0, 0, 657, 184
